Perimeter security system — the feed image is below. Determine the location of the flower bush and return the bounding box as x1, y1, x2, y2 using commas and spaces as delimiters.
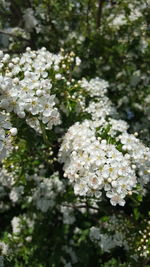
0, 1, 150, 266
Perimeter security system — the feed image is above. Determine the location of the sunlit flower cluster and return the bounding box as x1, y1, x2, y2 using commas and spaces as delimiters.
0, 48, 63, 132
59, 117, 150, 206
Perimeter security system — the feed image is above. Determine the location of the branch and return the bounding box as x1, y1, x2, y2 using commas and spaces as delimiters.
96, 0, 105, 29
62, 203, 99, 211
0, 29, 29, 42
86, 0, 91, 34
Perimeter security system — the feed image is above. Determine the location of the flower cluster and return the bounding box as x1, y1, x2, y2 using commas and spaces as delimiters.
60, 206, 76, 225
0, 111, 17, 160
107, 0, 144, 30
136, 220, 150, 258
26, 172, 65, 212
23, 8, 38, 33
0, 165, 65, 213
0, 48, 84, 135
80, 77, 109, 97
0, 48, 63, 132
79, 77, 117, 121
90, 213, 150, 261
90, 225, 128, 253
59, 117, 150, 206
85, 99, 116, 121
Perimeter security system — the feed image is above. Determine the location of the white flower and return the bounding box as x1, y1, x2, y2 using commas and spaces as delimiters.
0, 242, 9, 255
9, 186, 24, 203
55, 73, 62, 80
61, 206, 75, 225
23, 8, 38, 32
11, 217, 21, 234
75, 57, 81, 66
9, 127, 17, 136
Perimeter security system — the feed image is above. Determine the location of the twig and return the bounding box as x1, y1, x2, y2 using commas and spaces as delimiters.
62, 203, 99, 211
40, 121, 50, 145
